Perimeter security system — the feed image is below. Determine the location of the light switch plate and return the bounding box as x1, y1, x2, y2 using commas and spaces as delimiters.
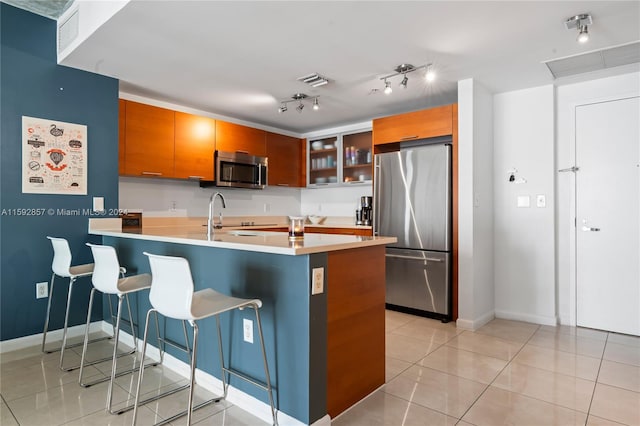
536, 194, 546, 208
312, 267, 324, 295
517, 195, 530, 208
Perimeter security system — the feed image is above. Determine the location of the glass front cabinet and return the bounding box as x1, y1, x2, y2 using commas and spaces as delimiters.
307, 130, 372, 187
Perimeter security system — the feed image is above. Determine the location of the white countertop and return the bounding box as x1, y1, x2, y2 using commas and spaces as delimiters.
89, 220, 394, 256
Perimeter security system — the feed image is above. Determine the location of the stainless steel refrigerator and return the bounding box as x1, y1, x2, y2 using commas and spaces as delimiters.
373, 143, 452, 320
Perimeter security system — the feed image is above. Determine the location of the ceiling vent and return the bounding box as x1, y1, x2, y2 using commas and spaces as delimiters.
58, 7, 79, 53
543, 41, 640, 79
297, 73, 330, 87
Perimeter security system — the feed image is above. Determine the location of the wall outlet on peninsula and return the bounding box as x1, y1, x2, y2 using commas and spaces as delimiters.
243, 318, 254, 344
36, 282, 48, 299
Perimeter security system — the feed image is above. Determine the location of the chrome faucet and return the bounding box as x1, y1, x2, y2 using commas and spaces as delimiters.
207, 192, 226, 236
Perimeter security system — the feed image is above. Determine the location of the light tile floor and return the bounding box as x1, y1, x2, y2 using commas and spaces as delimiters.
0, 335, 261, 426
1, 312, 639, 425
335, 311, 640, 426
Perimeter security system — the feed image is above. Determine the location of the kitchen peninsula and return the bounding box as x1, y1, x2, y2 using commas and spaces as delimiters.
89, 219, 395, 425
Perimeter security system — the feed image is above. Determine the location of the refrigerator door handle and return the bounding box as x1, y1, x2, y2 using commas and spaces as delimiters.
373, 159, 381, 236
385, 253, 444, 262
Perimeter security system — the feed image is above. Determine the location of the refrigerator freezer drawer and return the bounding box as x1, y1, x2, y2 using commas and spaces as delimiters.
385, 248, 450, 316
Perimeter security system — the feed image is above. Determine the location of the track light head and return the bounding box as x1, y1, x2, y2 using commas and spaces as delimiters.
296, 102, 304, 113
400, 75, 408, 89
312, 97, 319, 110
425, 64, 436, 82
577, 25, 589, 43
278, 104, 287, 113
384, 80, 393, 95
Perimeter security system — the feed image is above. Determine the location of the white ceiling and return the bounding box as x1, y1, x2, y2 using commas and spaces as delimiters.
58, 1, 640, 134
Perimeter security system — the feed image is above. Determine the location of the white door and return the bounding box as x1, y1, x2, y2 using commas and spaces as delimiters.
576, 97, 640, 336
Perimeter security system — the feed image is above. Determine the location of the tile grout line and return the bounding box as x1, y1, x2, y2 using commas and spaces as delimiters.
454, 324, 542, 424
584, 331, 609, 426
0, 393, 20, 425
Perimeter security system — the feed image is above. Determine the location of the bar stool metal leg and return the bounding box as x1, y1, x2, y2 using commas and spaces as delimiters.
41, 272, 57, 353
253, 305, 277, 425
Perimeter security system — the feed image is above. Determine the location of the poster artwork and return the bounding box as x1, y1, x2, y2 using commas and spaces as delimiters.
22, 116, 87, 195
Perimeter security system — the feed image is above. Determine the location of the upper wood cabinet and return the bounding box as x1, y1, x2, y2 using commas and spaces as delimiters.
123, 100, 175, 177
174, 112, 216, 180
372, 104, 454, 145
266, 132, 303, 187
216, 121, 266, 157
118, 99, 126, 175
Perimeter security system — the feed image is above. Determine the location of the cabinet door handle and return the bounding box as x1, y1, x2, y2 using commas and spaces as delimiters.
235, 150, 249, 154
141, 172, 162, 176
188, 176, 204, 180
276, 183, 289, 187
400, 135, 419, 140
347, 180, 368, 184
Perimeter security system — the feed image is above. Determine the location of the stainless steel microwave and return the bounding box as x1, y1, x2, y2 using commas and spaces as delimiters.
214, 150, 267, 189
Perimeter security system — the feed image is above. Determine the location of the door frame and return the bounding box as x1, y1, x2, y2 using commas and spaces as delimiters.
564, 92, 640, 327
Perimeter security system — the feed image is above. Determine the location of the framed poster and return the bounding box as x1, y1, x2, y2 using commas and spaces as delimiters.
22, 116, 87, 195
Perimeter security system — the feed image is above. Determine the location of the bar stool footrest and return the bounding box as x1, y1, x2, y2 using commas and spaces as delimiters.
81, 360, 160, 388
62, 346, 136, 372
152, 397, 223, 426
44, 335, 112, 354
223, 366, 270, 392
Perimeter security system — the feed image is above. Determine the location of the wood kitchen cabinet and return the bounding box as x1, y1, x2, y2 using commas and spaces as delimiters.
174, 112, 216, 180
118, 99, 126, 175
216, 121, 266, 157
372, 104, 453, 146
123, 100, 175, 177
266, 131, 304, 187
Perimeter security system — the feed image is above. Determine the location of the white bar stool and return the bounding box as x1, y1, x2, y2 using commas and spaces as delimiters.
43, 236, 115, 371
132, 252, 277, 426
79, 243, 157, 413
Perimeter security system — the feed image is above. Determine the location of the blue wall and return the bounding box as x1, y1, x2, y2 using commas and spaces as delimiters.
1, 3, 120, 341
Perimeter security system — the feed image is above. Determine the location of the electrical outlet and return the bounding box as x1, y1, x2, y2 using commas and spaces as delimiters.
36, 282, 48, 299
264, 203, 270, 213
243, 318, 254, 344
312, 267, 324, 295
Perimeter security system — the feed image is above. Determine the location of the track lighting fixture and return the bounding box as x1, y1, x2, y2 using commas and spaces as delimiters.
277, 93, 320, 114
384, 80, 393, 95
379, 63, 435, 95
565, 13, 592, 43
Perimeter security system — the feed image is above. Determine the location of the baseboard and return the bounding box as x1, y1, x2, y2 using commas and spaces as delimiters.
559, 314, 575, 326
456, 310, 495, 331
0, 322, 104, 354
495, 309, 558, 326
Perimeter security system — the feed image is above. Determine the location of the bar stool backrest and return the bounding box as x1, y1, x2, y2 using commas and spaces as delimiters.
86, 243, 121, 295
47, 236, 72, 277
144, 252, 194, 320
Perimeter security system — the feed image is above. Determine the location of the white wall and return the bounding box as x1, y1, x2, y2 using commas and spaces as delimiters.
119, 177, 301, 217
457, 78, 495, 330
556, 71, 640, 325
493, 85, 556, 325
300, 185, 372, 218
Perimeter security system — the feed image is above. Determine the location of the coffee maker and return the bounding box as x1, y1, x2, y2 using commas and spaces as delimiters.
356, 196, 373, 226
